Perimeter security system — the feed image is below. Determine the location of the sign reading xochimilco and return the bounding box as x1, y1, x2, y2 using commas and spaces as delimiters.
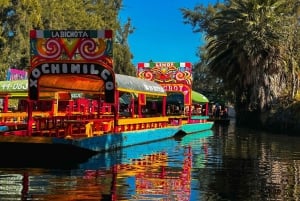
29, 30, 115, 103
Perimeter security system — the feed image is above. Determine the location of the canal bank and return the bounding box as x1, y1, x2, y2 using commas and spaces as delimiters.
234, 101, 300, 135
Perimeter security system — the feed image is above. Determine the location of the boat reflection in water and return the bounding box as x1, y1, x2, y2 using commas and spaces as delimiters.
0, 130, 213, 201
79, 130, 213, 200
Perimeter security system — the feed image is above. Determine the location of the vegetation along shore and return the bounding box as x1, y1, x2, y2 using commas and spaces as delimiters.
0, 0, 299, 134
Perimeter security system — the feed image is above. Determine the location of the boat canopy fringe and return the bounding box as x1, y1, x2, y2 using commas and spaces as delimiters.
115, 74, 166, 96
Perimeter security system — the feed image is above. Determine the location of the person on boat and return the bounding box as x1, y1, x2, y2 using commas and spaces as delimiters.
201, 107, 206, 116
215, 105, 222, 118
210, 104, 216, 118
175, 105, 180, 114
196, 105, 202, 115
221, 107, 229, 119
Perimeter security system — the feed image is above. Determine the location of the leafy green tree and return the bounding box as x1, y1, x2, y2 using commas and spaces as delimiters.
0, 0, 135, 80
0, 0, 42, 79
114, 18, 136, 75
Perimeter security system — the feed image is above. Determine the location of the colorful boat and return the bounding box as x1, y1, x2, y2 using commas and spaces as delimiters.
137, 62, 214, 134
0, 30, 213, 156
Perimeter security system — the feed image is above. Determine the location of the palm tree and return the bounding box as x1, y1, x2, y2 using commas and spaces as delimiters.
182, 0, 299, 126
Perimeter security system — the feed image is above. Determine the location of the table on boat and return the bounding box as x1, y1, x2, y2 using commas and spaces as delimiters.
168, 116, 185, 126
64, 119, 90, 138
3, 122, 27, 130
64, 118, 113, 138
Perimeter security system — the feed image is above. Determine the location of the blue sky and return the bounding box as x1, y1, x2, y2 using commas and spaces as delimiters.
119, 0, 217, 66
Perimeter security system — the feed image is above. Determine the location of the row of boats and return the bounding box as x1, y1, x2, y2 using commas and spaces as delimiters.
0, 29, 215, 160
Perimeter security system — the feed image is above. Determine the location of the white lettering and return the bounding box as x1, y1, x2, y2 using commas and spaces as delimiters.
90, 64, 99, 75
51, 64, 60, 74
101, 69, 111, 80
82, 64, 88, 74
32, 68, 41, 78
51, 31, 90, 38
71, 64, 81, 73
30, 79, 37, 87
62, 63, 68, 73
106, 81, 114, 90
41, 64, 50, 74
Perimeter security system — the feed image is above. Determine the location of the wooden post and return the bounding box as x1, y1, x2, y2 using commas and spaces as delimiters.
205, 103, 209, 116
27, 100, 33, 136
3, 95, 8, 112
162, 96, 166, 116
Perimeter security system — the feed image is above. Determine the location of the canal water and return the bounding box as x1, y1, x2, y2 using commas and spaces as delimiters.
1, 120, 300, 200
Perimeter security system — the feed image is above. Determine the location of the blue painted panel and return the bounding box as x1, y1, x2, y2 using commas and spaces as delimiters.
0, 126, 9, 132
191, 115, 209, 120
59, 126, 181, 152
53, 123, 213, 152
181, 122, 213, 134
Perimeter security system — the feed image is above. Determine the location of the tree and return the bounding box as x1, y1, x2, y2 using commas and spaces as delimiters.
0, 0, 43, 79
0, 0, 135, 80
182, 0, 299, 126
114, 18, 136, 75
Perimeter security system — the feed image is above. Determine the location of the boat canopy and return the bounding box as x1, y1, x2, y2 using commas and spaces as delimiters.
166, 90, 209, 104
0, 80, 28, 98
192, 90, 209, 103
0, 80, 27, 93
38, 75, 105, 94
0, 79, 73, 99
0, 74, 167, 98
116, 74, 166, 96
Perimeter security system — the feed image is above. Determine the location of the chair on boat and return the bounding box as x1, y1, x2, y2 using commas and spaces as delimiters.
92, 121, 104, 136
85, 122, 93, 137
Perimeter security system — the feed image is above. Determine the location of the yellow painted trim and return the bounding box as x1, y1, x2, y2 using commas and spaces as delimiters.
117, 116, 168, 125
9, 93, 28, 98
0, 112, 27, 117
0, 136, 53, 144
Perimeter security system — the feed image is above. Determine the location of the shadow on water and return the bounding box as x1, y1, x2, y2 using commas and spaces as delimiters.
0, 143, 97, 169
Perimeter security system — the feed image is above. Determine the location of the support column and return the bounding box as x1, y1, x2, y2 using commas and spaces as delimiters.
27, 100, 33, 136
162, 96, 166, 116
3, 95, 8, 112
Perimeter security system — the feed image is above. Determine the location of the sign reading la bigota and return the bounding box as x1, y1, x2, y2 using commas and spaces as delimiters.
29, 30, 115, 103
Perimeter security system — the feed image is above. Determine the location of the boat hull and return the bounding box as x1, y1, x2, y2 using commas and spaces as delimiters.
0, 126, 181, 152
0, 121, 213, 166
61, 126, 181, 152
180, 122, 214, 134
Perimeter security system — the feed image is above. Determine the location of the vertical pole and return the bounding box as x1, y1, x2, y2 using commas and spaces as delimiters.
3, 95, 8, 112
162, 96, 166, 116
205, 103, 209, 116
69, 99, 74, 114
27, 100, 33, 136
114, 90, 119, 132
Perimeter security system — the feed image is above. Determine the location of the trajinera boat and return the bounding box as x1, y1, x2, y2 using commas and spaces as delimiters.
0, 30, 213, 157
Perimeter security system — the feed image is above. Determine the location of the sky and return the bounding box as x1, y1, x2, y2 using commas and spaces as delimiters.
119, 0, 217, 66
